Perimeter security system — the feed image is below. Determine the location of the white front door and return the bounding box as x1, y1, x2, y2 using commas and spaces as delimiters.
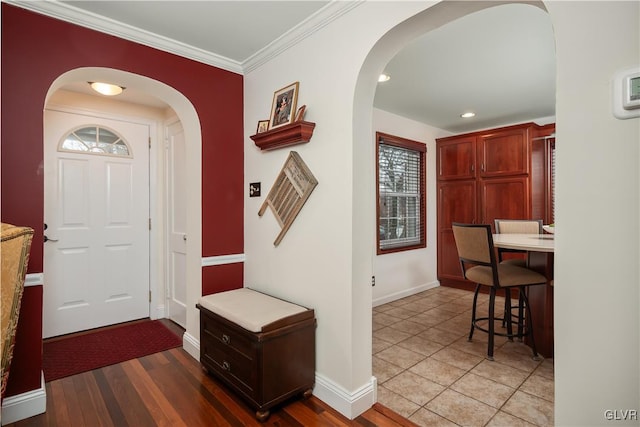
44, 109, 150, 338
166, 120, 187, 328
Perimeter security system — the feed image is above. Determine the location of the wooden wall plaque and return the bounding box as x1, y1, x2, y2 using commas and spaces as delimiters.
258, 152, 318, 246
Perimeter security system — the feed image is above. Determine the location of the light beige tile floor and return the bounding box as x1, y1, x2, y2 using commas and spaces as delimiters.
374, 286, 554, 427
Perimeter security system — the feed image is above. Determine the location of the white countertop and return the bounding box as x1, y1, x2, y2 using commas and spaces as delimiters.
492, 233, 555, 253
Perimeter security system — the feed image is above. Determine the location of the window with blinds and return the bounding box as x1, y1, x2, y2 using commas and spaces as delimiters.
376, 132, 426, 254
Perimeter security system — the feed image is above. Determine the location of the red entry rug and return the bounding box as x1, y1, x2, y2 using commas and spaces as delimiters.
43, 320, 182, 382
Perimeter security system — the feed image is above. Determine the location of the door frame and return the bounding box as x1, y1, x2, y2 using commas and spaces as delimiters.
43, 102, 162, 320
164, 115, 187, 327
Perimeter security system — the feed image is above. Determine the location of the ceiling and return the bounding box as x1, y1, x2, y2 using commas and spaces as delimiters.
19, 1, 556, 133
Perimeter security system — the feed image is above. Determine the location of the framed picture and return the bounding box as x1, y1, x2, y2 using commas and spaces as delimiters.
269, 82, 299, 129
256, 120, 270, 133
295, 105, 307, 122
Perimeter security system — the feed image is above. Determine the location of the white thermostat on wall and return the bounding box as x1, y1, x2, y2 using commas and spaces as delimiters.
613, 66, 640, 119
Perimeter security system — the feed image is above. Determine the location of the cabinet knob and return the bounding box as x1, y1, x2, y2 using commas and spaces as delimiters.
222, 361, 230, 371
222, 334, 230, 344
471, 164, 474, 173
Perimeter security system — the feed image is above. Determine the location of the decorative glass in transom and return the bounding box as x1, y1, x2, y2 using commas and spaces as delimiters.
59, 126, 131, 157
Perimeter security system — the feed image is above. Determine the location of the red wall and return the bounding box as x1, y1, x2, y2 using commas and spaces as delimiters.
4, 287, 42, 397
1, 4, 244, 396
202, 263, 245, 296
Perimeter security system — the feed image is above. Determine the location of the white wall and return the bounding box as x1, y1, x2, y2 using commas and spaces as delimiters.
244, 2, 431, 416
371, 108, 450, 305
547, 1, 640, 425
245, 0, 640, 422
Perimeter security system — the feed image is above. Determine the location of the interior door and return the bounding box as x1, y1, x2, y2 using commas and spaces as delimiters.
166, 120, 187, 328
44, 109, 150, 338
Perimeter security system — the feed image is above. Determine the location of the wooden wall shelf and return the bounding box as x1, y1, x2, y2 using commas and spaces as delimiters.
251, 121, 316, 151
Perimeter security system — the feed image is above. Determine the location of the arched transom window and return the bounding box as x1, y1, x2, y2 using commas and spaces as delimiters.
59, 125, 132, 157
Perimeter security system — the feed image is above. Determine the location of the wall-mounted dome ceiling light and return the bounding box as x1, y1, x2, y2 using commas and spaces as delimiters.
89, 81, 125, 96
460, 112, 476, 118
378, 73, 391, 83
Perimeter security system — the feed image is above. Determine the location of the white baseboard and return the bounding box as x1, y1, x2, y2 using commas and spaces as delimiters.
153, 304, 166, 320
1, 372, 46, 425
372, 280, 440, 307
177, 333, 375, 420
182, 331, 200, 361
24, 273, 44, 287
312, 373, 376, 420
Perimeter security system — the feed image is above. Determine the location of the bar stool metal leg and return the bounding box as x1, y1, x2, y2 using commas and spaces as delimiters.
487, 287, 496, 361
468, 284, 481, 342
504, 290, 514, 340
520, 288, 541, 360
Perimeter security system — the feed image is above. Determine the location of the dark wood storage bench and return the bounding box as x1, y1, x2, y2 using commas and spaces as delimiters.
196, 288, 316, 421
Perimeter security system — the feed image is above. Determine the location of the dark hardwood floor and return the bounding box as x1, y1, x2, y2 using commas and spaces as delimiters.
5, 320, 414, 427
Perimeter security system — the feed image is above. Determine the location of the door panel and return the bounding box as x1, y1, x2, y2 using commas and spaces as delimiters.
479, 176, 530, 227
167, 121, 187, 328
437, 136, 476, 180
478, 128, 529, 177
437, 180, 476, 281
44, 109, 150, 338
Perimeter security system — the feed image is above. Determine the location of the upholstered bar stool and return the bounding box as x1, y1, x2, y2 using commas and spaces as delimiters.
452, 223, 547, 360
494, 219, 543, 267
494, 219, 544, 329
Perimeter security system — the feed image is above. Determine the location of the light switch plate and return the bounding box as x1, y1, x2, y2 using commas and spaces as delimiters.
249, 182, 261, 197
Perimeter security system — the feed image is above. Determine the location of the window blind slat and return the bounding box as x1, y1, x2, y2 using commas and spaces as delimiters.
377, 133, 426, 253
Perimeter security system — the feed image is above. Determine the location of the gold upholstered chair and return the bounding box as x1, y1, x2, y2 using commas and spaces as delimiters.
1, 223, 34, 400
452, 223, 546, 360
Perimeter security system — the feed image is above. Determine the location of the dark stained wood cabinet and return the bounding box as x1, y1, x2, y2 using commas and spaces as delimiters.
437, 180, 476, 281
197, 291, 316, 421
478, 127, 530, 177
436, 122, 555, 287
437, 135, 476, 180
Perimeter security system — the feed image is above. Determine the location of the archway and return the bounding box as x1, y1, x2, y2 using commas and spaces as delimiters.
351, 0, 551, 412
44, 67, 203, 344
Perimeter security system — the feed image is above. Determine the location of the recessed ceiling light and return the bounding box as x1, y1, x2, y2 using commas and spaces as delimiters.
460, 112, 476, 118
378, 74, 391, 83
89, 81, 125, 96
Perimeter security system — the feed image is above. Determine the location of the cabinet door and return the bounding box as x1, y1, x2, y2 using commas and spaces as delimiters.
478, 128, 529, 177
437, 136, 476, 180
437, 180, 476, 281
479, 176, 530, 228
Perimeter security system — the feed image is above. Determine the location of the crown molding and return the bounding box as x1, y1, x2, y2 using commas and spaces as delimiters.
242, 1, 364, 73
7, 0, 243, 74
7, 0, 363, 76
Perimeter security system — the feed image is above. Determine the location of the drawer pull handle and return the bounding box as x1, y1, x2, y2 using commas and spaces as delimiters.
222, 334, 230, 344
222, 361, 230, 371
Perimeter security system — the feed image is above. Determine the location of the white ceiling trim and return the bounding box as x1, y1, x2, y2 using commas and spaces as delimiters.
8, 0, 362, 76
242, 0, 363, 73
8, 0, 243, 74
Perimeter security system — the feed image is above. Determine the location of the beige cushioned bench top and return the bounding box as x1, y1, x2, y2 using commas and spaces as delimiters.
198, 288, 309, 333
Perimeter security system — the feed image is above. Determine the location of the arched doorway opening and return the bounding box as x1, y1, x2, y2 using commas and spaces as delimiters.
352, 0, 554, 418
43, 67, 202, 344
